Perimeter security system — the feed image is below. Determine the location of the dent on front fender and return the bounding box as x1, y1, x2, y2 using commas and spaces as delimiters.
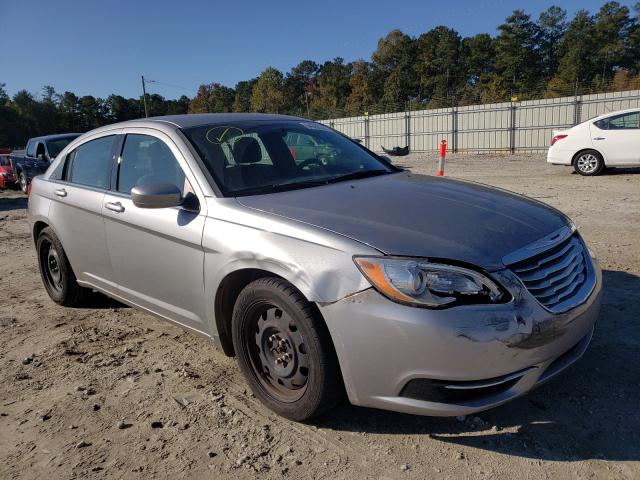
200, 202, 379, 335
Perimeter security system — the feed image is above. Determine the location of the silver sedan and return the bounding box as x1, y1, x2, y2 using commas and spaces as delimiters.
28, 114, 601, 421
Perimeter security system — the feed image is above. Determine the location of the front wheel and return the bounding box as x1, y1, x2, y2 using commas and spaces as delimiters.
574, 150, 604, 176
231, 277, 342, 421
18, 172, 28, 193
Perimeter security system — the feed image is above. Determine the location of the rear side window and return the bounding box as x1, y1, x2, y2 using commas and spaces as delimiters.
117, 134, 187, 195
65, 136, 115, 189
594, 112, 640, 130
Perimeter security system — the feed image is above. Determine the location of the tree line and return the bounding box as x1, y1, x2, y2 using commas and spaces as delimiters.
1, 2, 639, 148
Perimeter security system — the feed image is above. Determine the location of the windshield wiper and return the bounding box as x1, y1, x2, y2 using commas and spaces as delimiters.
324, 169, 391, 184
232, 170, 391, 197
231, 178, 331, 196
272, 177, 333, 188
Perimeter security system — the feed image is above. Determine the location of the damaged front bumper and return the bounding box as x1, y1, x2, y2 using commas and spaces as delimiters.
318, 260, 602, 416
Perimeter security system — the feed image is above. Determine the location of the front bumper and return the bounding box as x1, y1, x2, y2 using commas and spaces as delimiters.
319, 261, 602, 416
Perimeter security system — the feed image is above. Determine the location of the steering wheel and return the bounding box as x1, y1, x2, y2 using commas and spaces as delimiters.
298, 157, 328, 170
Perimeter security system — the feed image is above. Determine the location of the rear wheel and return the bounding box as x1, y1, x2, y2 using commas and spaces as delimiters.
37, 227, 88, 306
231, 277, 342, 421
573, 150, 604, 176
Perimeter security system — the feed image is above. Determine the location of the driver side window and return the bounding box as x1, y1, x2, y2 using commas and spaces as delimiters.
26, 140, 36, 158
595, 112, 640, 130
117, 134, 191, 195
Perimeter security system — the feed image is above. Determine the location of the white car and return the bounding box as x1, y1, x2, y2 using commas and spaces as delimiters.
547, 108, 640, 176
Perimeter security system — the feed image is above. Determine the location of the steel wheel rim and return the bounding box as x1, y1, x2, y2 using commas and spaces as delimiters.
20, 174, 27, 192
246, 304, 309, 402
577, 154, 598, 173
41, 240, 63, 293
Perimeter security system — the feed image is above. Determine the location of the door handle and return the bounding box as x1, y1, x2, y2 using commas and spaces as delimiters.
54, 188, 67, 197
105, 201, 125, 213
593, 137, 606, 140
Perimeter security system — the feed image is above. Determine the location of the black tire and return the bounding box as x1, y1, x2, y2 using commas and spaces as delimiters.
18, 172, 28, 193
573, 150, 604, 176
231, 277, 342, 421
36, 227, 88, 306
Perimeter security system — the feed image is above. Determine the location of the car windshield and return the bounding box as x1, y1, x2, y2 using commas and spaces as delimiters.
46, 136, 79, 158
181, 120, 396, 196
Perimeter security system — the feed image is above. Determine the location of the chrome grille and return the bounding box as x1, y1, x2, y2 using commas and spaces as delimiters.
509, 235, 590, 312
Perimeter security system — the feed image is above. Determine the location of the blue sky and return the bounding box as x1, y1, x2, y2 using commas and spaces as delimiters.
1, 0, 636, 100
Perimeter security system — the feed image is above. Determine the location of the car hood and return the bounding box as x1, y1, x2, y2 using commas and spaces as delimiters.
236, 172, 568, 270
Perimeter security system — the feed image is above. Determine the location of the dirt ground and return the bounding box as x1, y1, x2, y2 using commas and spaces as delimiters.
1, 154, 639, 479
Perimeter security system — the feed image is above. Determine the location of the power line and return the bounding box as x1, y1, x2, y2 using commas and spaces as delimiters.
145, 79, 195, 93
140, 76, 195, 118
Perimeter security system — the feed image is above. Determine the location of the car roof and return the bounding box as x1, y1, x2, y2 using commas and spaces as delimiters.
117, 113, 306, 129
57, 113, 313, 153
30, 133, 82, 142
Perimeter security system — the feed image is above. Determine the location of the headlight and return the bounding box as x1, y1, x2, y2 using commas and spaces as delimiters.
354, 256, 504, 308
0, 172, 9, 178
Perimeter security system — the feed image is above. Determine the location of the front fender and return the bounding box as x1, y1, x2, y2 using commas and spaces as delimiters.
201, 198, 379, 336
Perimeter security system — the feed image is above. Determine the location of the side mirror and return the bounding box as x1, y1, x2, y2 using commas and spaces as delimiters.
131, 182, 183, 209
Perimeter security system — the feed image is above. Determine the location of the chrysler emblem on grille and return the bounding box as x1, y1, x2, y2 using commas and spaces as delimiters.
502, 225, 573, 266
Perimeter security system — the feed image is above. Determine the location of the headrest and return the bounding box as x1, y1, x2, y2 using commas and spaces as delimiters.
232, 137, 262, 164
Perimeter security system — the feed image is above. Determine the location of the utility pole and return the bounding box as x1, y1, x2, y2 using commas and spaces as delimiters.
141, 75, 149, 118
601, 50, 610, 88
304, 90, 311, 118
573, 78, 581, 125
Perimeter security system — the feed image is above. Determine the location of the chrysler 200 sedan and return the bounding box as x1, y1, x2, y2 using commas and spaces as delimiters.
28, 114, 601, 421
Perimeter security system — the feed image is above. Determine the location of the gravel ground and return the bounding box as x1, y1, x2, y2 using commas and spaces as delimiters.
1, 154, 639, 479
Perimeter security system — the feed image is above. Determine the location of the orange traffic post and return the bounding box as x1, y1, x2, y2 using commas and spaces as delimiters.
437, 139, 447, 176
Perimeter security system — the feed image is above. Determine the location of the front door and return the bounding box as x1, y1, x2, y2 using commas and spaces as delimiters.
591, 111, 640, 165
34, 142, 50, 176
102, 131, 208, 333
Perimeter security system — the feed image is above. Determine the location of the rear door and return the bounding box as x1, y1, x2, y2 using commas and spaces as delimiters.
47, 133, 118, 292
102, 129, 208, 333
591, 111, 640, 165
